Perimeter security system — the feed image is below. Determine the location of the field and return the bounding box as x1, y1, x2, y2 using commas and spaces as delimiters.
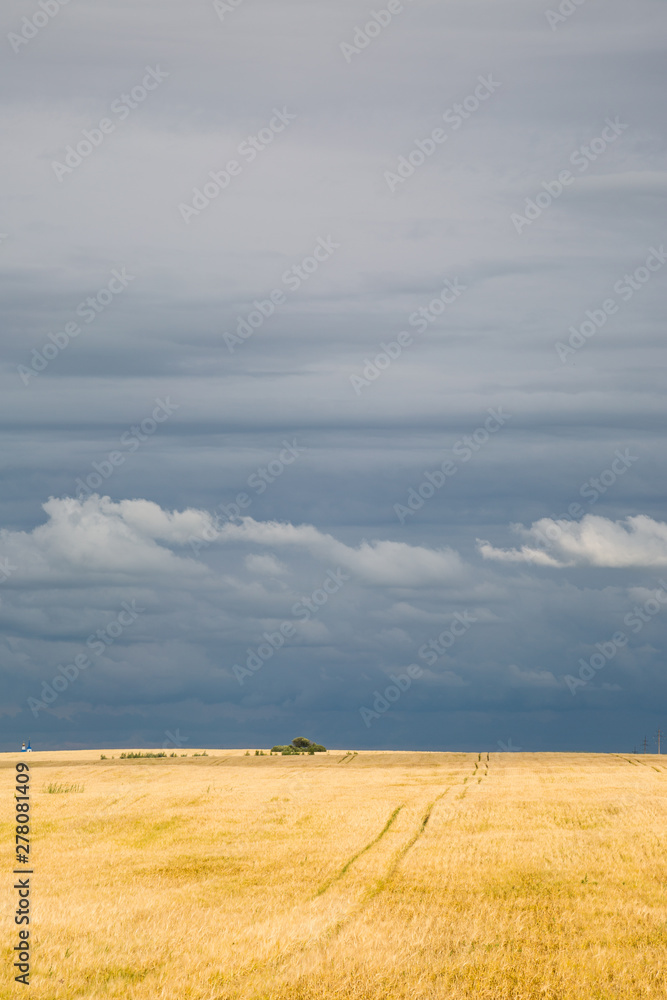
2, 749, 667, 999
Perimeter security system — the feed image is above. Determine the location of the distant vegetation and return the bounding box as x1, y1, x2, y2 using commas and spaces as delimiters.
44, 782, 84, 793
119, 751, 167, 759
271, 737, 327, 755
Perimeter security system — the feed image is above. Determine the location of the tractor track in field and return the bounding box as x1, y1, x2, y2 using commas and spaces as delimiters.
353, 787, 452, 905
318, 755, 487, 908
613, 754, 664, 770
312, 804, 404, 897
231, 788, 455, 988
225, 756, 484, 992
614, 754, 640, 766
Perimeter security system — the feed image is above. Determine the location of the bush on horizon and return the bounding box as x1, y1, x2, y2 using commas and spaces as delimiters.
270, 738, 326, 754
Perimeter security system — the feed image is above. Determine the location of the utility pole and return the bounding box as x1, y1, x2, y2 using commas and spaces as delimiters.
643, 735, 649, 754
656, 729, 662, 755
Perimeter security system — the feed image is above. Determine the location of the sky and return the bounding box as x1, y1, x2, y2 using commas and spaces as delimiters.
1, 0, 666, 753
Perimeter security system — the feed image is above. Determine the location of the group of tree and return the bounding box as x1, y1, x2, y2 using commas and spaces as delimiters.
271, 737, 326, 755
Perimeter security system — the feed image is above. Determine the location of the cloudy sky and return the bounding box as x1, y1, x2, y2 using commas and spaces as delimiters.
1, 0, 666, 752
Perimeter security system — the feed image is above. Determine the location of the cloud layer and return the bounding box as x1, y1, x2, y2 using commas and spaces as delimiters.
0, 0, 665, 751
479, 515, 667, 569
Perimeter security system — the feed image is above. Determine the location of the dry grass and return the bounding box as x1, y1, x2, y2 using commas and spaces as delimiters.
2, 749, 667, 999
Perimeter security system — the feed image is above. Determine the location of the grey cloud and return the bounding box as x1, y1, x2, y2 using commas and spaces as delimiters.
1, 0, 665, 751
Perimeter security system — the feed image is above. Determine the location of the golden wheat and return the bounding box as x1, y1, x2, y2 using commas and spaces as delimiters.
2, 749, 666, 999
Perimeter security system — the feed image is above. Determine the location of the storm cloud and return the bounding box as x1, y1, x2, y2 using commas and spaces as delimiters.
1, 0, 665, 752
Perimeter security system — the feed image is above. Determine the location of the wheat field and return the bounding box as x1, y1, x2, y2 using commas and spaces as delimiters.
2, 749, 666, 999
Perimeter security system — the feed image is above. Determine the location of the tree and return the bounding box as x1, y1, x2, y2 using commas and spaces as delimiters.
271, 738, 327, 753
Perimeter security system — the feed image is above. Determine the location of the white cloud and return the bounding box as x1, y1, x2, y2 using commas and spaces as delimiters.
244, 554, 287, 577
216, 517, 465, 586
478, 514, 667, 569
0, 496, 466, 591
0, 495, 217, 585
507, 664, 560, 688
